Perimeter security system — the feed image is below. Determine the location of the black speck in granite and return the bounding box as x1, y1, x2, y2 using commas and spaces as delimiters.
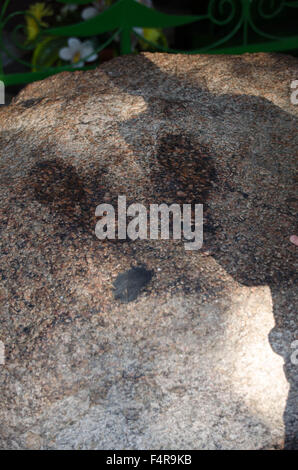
19, 98, 43, 108
113, 266, 153, 303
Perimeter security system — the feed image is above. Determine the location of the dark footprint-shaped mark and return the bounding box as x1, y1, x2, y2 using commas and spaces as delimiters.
152, 133, 217, 206
28, 158, 105, 233
150, 133, 219, 241
30, 158, 84, 206
113, 266, 153, 303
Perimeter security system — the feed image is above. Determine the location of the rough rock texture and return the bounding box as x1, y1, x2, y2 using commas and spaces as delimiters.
0, 52, 297, 450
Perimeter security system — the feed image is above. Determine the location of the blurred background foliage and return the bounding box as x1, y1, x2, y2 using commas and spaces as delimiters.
1, 0, 298, 100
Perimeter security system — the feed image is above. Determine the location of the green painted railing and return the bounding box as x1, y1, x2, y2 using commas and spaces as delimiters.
1, 0, 298, 86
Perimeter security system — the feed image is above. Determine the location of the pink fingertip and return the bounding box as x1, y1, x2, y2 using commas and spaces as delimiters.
289, 235, 298, 246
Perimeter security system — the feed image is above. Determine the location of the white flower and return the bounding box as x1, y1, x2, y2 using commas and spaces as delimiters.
61, 3, 78, 15
59, 38, 98, 68
82, 6, 99, 20
81, 1, 105, 20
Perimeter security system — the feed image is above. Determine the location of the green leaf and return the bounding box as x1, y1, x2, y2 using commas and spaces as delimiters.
32, 36, 66, 72
46, 0, 203, 37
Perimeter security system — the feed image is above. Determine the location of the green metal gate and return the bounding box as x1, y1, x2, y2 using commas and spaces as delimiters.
1, 0, 298, 86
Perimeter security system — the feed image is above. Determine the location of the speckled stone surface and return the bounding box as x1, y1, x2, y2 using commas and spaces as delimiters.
0, 52, 297, 450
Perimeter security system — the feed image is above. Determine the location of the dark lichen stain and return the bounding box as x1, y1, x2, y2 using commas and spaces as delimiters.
113, 266, 153, 303
152, 133, 217, 205
147, 133, 219, 239
28, 158, 105, 233
30, 159, 85, 205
